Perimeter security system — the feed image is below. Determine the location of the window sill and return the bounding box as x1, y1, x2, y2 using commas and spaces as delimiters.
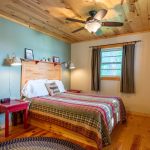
101, 76, 120, 81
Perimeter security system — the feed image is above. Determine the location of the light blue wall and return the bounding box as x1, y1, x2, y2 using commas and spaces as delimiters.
0, 18, 71, 99
0, 18, 71, 128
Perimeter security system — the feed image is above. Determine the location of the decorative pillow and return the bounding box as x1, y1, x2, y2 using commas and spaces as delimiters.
46, 80, 66, 93
45, 82, 60, 96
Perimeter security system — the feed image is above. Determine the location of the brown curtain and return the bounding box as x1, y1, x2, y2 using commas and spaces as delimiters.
120, 44, 135, 93
91, 48, 101, 91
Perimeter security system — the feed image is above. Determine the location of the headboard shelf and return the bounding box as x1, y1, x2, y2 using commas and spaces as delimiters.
22, 59, 61, 65
21, 60, 62, 88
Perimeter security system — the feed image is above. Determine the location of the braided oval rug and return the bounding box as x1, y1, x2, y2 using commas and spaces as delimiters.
0, 137, 85, 150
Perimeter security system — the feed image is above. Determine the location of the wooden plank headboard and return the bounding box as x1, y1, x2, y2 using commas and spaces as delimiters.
21, 60, 62, 87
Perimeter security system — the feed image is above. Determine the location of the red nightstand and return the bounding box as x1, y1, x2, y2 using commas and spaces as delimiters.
0, 100, 29, 137
67, 89, 82, 93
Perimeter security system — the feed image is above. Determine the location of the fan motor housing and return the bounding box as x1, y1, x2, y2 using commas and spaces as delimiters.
89, 10, 97, 17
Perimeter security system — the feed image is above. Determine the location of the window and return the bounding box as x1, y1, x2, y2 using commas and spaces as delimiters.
100, 47, 123, 80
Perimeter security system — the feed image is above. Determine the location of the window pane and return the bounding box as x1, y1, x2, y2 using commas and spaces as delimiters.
101, 63, 122, 70
101, 49, 122, 57
102, 56, 122, 63
101, 69, 121, 76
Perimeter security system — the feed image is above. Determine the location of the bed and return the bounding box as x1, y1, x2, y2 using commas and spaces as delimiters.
21, 60, 126, 150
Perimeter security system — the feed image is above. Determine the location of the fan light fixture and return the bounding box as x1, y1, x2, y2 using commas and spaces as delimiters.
85, 21, 101, 33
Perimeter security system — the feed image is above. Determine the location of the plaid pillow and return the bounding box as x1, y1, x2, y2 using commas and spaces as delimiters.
45, 82, 60, 96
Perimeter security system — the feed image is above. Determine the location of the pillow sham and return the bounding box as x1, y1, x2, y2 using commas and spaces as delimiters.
45, 82, 60, 96
57, 80, 66, 93
21, 79, 49, 98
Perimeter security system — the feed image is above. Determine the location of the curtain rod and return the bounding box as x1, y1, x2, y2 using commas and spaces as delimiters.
89, 40, 142, 49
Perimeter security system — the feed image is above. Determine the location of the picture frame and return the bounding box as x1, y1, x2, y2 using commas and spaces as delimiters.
25, 48, 34, 60
53, 56, 60, 63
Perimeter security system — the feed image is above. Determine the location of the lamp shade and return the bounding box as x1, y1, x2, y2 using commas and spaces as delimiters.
85, 21, 101, 33
11, 57, 21, 66
69, 62, 75, 69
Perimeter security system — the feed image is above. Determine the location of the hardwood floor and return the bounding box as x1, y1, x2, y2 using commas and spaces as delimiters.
104, 114, 150, 150
0, 114, 150, 150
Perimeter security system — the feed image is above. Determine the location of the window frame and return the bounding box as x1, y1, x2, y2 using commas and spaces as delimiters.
100, 47, 123, 81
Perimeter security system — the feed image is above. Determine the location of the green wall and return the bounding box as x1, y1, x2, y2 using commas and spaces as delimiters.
0, 18, 71, 100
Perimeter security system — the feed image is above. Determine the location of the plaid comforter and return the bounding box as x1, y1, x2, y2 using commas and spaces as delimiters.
28, 92, 126, 150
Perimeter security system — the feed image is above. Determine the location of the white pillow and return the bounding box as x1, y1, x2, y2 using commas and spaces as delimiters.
57, 80, 66, 93
21, 82, 33, 98
22, 79, 49, 98
47, 80, 66, 93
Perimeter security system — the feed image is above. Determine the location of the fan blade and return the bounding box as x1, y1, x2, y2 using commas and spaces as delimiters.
72, 27, 85, 33
94, 9, 107, 20
102, 22, 124, 27
66, 18, 86, 24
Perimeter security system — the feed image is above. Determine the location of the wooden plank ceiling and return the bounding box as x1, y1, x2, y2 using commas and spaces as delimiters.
0, 0, 150, 43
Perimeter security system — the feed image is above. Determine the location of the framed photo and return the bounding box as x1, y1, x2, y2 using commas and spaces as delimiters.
53, 56, 60, 63
25, 48, 34, 60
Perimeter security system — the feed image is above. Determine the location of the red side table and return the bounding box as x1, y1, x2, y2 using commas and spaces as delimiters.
0, 100, 29, 137
67, 89, 82, 93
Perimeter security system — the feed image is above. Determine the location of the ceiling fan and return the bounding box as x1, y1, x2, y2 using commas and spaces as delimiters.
66, 9, 124, 33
